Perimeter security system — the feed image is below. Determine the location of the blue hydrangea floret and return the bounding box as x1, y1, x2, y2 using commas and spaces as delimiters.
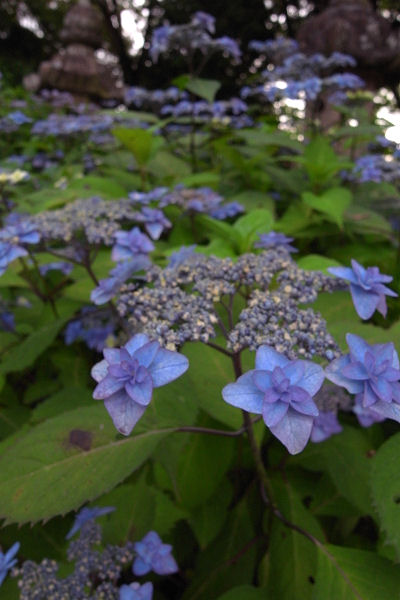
92, 334, 189, 435
132, 531, 178, 576
222, 346, 324, 454
328, 259, 397, 320
325, 333, 400, 423
0, 541, 19, 587
119, 582, 153, 600
66, 506, 115, 539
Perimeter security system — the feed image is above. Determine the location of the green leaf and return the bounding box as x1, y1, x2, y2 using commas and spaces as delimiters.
112, 127, 164, 166
0, 317, 69, 374
67, 176, 127, 198
0, 405, 171, 524
177, 431, 234, 509
233, 208, 274, 252
297, 254, 342, 273
295, 426, 373, 514
313, 544, 400, 600
30, 386, 93, 423
371, 432, 400, 557
189, 480, 232, 548
182, 497, 257, 600
215, 586, 266, 600
302, 187, 352, 228
266, 476, 324, 600
195, 214, 242, 252
185, 77, 221, 102
182, 343, 242, 429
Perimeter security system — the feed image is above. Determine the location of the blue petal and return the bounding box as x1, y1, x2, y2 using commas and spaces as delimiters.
297, 361, 325, 395
104, 391, 146, 435
283, 361, 304, 386
132, 556, 151, 576
349, 284, 379, 320
252, 370, 273, 392
370, 378, 393, 403
91, 359, 109, 382
362, 382, 378, 407
125, 334, 150, 356
345, 334, 370, 362
153, 553, 179, 575
103, 348, 121, 364
255, 346, 289, 371
262, 400, 288, 427
291, 395, 319, 417
370, 401, 400, 423
125, 376, 153, 406
222, 371, 264, 413
325, 355, 363, 394
341, 362, 369, 380
327, 266, 358, 284
133, 341, 160, 368
147, 348, 189, 387
269, 408, 314, 454
93, 374, 124, 400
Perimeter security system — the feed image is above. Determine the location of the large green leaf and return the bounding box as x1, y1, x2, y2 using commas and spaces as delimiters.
185, 77, 221, 102
182, 343, 242, 428
0, 405, 171, 524
371, 432, 400, 557
0, 317, 69, 374
177, 431, 234, 509
112, 127, 164, 166
302, 187, 352, 228
216, 586, 266, 600
313, 544, 400, 600
233, 208, 274, 252
266, 476, 324, 600
295, 426, 373, 514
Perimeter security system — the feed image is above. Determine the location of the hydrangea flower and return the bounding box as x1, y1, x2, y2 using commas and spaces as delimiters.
0, 218, 40, 275
133, 531, 178, 576
120, 582, 153, 600
135, 208, 171, 240
222, 346, 324, 454
66, 506, 115, 539
92, 334, 189, 435
352, 395, 386, 428
0, 542, 20, 586
91, 256, 150, 305
254, 231, 298, 253
328, 259, 397, 319
112, 228, 154, 262
325, 334, 400, 422
310, 411, 342, 443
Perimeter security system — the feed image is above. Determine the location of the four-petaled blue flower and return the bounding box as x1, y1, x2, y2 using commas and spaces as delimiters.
112, 227, 154, 262
0, 219, 40, 275
222, 346, 324, 454
0, 542, 19, 587
254, 231, 298, 253
328, 259, 397, 320
133, 531, 178, 576
310, 411, 342, 443
92, 334, 189, 435
120, 582, 153, 600
66, 506, 115, 539
325, 334, 400, 423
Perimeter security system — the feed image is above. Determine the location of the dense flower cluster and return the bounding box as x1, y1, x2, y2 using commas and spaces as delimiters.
243, 38, 363, 104
150, 12, 241, 64
14, 509, 177, 599
117, 249, 341, 359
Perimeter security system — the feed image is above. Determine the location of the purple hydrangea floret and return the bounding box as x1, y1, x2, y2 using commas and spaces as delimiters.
310, 411, 342, 443
325, 333, 400, 423
222, 346, 324, 454
254, 231, 298, 253
133, 531, 178, 576
0, 219, 40, 275
135, 208, 171, 240
66, 506, 115, 539
120, 582, 153, 600
0, 542, 20, 587
328, 259, 397, 319
112, 227, 154, 262
92, 334, 189, 435
91, 256, 150, 305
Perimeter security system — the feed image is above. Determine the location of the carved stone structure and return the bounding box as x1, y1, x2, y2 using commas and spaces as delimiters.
297, 0, 400, 92
27, 0, 124, 102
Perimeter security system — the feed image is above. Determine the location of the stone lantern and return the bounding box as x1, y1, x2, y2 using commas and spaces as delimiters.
28, 0, 124, 102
